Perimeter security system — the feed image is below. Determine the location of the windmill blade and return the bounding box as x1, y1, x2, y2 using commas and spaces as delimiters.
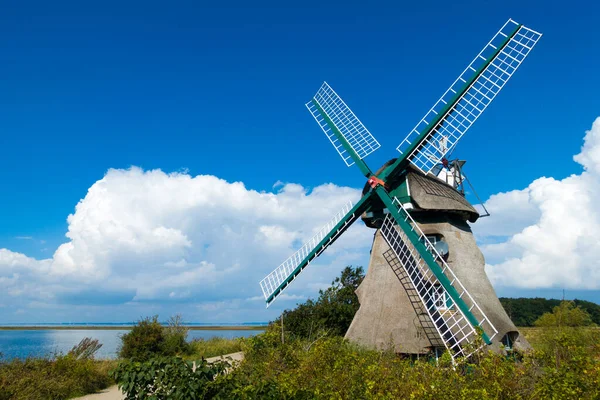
307, 82, 381, 170
378, 197, 498, 360
260, 194, 372, 307
397, 19, 542, 175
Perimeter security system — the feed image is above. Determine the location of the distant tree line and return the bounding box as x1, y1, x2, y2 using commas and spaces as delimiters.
500, 297, 600, 327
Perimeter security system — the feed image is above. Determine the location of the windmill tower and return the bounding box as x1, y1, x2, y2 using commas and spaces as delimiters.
260, 19, 542, 361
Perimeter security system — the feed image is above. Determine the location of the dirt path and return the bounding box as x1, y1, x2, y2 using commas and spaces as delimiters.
72, 352, 244, 400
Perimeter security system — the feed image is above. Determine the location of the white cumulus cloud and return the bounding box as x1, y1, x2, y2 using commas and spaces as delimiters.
5, 118, 599, 321
478, 117, 600, 290
0, 168, 372, 321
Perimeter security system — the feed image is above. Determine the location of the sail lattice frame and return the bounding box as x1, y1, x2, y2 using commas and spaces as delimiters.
260, 201, 355, 304
379, 199, 498, 360
307, 82, 381, 167
397, 19, 542, 175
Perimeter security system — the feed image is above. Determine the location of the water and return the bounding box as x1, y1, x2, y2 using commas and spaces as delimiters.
0, 329, 263, 360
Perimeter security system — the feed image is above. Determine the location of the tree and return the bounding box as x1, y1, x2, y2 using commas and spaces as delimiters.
534, 301, 595, 328
317, 266, 365, 336
278, 266, 365, 339
500, 297, 600, 327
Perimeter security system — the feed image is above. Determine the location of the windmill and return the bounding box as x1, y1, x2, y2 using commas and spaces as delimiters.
259, 19, 542, 361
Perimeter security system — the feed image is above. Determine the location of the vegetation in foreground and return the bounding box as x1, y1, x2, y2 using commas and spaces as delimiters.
3, 266, 600, 399
118, 315, 193, 361
111, 316, 246, 399
117, 314, 245, 362
0, 315, 246, 399
109, 267, 600, 399
0, 338, 115, 400
214, 323, 600, 399
111, 317, 600, 399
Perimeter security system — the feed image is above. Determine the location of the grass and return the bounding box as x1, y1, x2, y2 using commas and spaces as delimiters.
186, 337, 245, 359
0, 337, 116, 400
0, 333, 244, 399
0, 356, 116, 400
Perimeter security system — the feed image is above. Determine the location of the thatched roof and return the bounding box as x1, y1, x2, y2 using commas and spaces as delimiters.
361, 160, 479, 227
407, 168, 479, 223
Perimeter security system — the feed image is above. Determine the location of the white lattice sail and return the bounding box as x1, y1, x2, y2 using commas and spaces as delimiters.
260, 201, 358, 306
307, 82, 381, 167
379, 199, 497, 360
397, 19, 542, 174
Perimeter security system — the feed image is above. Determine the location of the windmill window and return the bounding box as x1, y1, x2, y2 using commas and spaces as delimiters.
430, 284, 454, 310
421, 234, 449, 259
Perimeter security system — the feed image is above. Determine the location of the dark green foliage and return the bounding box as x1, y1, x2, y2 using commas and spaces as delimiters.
119, 316, 165, 360
119, 315, 191, 361
500, 297, 600, 327
0, 338, 114, 400
574, 299, 600, 324
278, 266, 364, 339
163, 315, 193, 357
110, 356, 229, 400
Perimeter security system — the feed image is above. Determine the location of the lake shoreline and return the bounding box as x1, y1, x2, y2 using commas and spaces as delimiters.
0, 325, 267, 331
0, 328, 263, 360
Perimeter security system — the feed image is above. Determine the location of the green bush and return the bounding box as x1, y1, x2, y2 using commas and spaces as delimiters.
119, 315, 191, 361
534, 300, 595, 328
163, 315, 193, 357
119, 316, 165, 360
278, 266, 364, 339
0, 338, 114, 400
110, 356, 229, 400
534, 330, 600, 399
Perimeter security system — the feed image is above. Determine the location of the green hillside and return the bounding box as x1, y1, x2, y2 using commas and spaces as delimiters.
500, 297, 600, 327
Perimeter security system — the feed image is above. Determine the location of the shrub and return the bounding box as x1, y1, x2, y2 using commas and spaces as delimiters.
534, 300, 595, 328
119, 316, 166, 361
279, 266, 364, 339
119, 315, 191, 361
110, 356, 229, 400
532, 327, 600, 399
163, 315, 192, 356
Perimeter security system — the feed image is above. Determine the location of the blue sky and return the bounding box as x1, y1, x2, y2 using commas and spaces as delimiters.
1, 0, 599, 323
